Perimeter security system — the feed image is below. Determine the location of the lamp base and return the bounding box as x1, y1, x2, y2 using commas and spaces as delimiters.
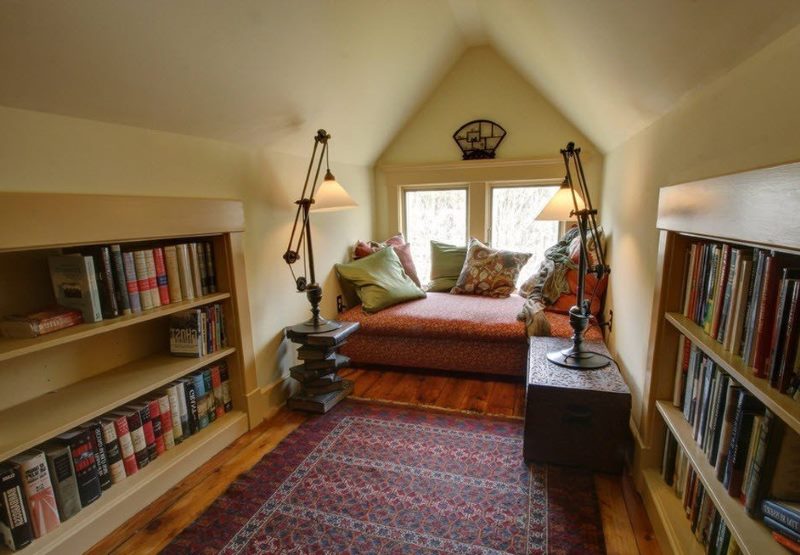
546, 346, 609, 370
287, 316, 341, 335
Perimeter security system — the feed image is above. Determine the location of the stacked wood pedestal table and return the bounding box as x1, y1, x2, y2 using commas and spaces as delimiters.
285, 321, 360, 413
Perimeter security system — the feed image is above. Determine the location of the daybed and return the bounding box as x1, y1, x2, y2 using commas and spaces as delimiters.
338, 292, 602, 377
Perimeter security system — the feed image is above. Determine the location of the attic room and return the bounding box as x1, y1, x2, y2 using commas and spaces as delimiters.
1, 1, 800, 554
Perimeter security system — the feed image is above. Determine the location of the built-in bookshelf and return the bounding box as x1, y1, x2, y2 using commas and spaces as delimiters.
639, 162, 800, 555
0, 193, 260, 554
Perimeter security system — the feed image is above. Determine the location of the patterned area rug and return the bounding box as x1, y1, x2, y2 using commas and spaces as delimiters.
164, 402, 605, 554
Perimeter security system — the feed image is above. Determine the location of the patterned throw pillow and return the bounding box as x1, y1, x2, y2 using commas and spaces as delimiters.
451, 238, 531, 298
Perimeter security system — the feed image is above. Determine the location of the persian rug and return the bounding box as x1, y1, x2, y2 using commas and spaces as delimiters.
163, 402, 605, 554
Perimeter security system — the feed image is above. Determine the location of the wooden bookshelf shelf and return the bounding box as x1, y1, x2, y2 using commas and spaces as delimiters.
0, 292, 231, 363
0, 410, 248, 555
665, 312, 800, 436
641, 468, 705, 555
0, 347, 235, 461
656, 400, 781, 555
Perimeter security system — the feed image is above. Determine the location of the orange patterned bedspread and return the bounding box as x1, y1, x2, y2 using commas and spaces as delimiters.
339, 293, 601, 376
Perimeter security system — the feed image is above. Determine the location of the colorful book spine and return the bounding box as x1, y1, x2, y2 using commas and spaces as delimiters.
155, 393, 175, 450
133, 250, 155, 311
121, 250, 143, 313
103, 415, 138, 477
189, 243, 203, 298
762, 500, 800, 534
113, 409, 149, 470
153, 247, 171, 306
110, 244, 132, 315
128, 404, 157, 462
192, 372, 209, 429
98, 419, 126, 485
95, 246, 120, 319
42, 443, 81, 521
163, 245, 183, 303
80, 422, 111, 491
165, 384, 184, 444
204, 242, 217, 293
197, 242, 210, 296
146, 399, 166, 456
144, 250, 161, 308
0, 465, 33, 551
752, 254, 781, 376
221, 362, 232, 412
174, 380, 191, 438
55, 429, 101, 508
176, 244, 195, 300
180, 377, 199, 435
211, 365, 224, 418
9, 450, 60, 537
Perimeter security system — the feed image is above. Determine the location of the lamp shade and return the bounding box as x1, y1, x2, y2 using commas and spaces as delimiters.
536, 183, 585, 221
311, 171, 358, 212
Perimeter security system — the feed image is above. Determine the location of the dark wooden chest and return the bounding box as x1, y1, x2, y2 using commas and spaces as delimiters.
524, 337, 631, 473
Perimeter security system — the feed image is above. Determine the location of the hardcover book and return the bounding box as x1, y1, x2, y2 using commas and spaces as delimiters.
220, 363, 232, 412
110, 244, 133, 315
762, 499, 800, 534
110, 409, 149, 470
202, 369, 216, 422
121, 250, 143, 313
170, 309, 203, 357
144, 249, 161, 308
145, 399, 166, 455
180, 377, 199, 435
188, 243, 203, 298
175, 243, 195, 300
54, 429, 102, 508
191, 372, 209, 429
0, 465, 33, 551
0, 307, 82, 339
165, 384, 184, 444
126, 404, 157, 462
98, 419, 126, 484
204, 242, 217, 293
101, 414, 138, 476
173, 380, 192, 437
154, 393, 175, 450
9, 450, 60, 537
163, 245, 183, 303
41, 443, 81, 521
79, 422, 112, 490
48, 254, 103, 323
210, 365, 224, 418
133, 250, 155, 310
152, 247, 171, 306
94, 246, 120, 319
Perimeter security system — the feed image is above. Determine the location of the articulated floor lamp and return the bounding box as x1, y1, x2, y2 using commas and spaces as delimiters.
283, 129, 357, 334
536, 142, 610, 370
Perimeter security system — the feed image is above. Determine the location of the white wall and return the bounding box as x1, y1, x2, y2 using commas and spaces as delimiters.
601, 24, 800, 430
0, 105, 373, 396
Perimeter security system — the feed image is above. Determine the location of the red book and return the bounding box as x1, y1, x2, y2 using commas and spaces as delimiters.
711, 244, 731, 338
779, 283, 800, 392
126, 404, 157, 462
753, 256, 782, 377
146, 399, 166, 455
0, 307, 83, 339
773, 531, 800, 554
211, 365, 224, 418
152, 248, 171, 306
102, 415, 137, 477
111, 409, 149, 470
153, 394, 175, 450
688, 243, 703, 319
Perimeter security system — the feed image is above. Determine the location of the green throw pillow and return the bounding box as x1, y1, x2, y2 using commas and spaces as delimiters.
334, 247, 426, 313
427, 240, 468, 292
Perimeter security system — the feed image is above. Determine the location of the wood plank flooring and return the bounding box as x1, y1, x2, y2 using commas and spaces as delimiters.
93, 367, 661, 555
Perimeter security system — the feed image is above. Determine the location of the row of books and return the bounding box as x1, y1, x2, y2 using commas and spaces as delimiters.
672, 342, 800, 512
681, 242, 800, 398
169, 304, 228, 357
0, 362, 232, 552
661, 448, 742, 554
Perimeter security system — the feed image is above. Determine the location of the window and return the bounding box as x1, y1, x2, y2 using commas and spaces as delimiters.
403, 187, 468, 285
490, 185, 560, 286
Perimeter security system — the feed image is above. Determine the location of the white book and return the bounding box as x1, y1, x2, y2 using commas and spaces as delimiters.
176, 244, 194, 300
188, 243, 203, 298
173, 381, 190, 435
165, 384, 184, 443
144, 250, 161, 308
726, 257, 753, 355
48, 254, 103, 323
163, 246, 183, 303
133, 250, 155, 310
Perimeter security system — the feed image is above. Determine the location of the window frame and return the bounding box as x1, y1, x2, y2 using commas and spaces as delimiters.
486, 180, 565, 245
400, 184, 470, 245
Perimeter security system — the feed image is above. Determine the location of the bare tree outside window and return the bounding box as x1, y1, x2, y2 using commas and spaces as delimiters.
403, 188, 468, 286
491, 185, 560, 286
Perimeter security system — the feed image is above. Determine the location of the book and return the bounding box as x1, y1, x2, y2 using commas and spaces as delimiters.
742, 250, 766, 362
110, 244, 132, 315
286, 321, 360, 346
163, 245, 183, 303
188, 243, 203, 298
0, 307, 82, 339
170, 309, 203, 357
772, 531, 800, 554
744, 410, 776, 515
180, 377, 199, 435
706, 372, 729, 465
145, 398, 166, 455
9, 450, 60, 537
54, 429, 102, 508
127, 404, 157, 462
726, 256, 753, 353
220, 362, 232, 412
165, 384, 184, 444
197, 241, 210, 296
739, 413, 763, 499
154, 393, 175, 450
173, 380, 191, 437
210, 365, 224, 419
779, 281, 800, 392
714, 382, 742, 480
101, 414, 138, 477
766, 425, 800, 500
121, 250, 143, 313
752, 254, 783, 376
716, 247, 738, 342
94, 246, 119, 319
176, 243, 194, 300
723, 390, 761, 495
79, 422, 112, 491
297, 344, 339, 361
110, 409, 149, 470
144, 249, 161, 308
191, 372, 209, 429
41, 443, 81, 521
0, 465, 33, 551
764, 516, 800, 544
204, 242, 217, 293
768, 271, 799, 386
152, 247, 171, 306
48, 254, 103, 323
287, 381, 354, 413
763, 500, 800, 534
133, 250, 155, 311
98, 419, 126, 484
202, 368, 216, 422
711, 244, 731, 339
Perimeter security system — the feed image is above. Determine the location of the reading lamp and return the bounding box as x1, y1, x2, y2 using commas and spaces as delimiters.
536, 142, 610, 369
283, 129, 357, 334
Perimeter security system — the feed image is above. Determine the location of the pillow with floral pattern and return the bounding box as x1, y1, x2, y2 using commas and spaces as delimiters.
451, 238, 531, 298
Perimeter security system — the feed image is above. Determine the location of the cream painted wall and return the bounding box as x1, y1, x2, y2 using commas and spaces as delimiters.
600, 24, 800, 434
0, 105, 373, 397
373, 46, 603, 246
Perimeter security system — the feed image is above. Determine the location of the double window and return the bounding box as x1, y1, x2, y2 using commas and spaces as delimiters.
402, 183, 560, 287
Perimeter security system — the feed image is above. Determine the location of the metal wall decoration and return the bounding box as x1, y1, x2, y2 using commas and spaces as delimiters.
452, 119, 506, 160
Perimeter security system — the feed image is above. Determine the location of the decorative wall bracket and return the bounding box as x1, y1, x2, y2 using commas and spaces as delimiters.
453, 119, 506, 160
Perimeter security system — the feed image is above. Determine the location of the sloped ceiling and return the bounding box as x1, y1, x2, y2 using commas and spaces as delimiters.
1, 0, 799, 165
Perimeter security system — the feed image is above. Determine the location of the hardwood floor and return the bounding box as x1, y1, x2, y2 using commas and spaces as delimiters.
93, 368, 661, 555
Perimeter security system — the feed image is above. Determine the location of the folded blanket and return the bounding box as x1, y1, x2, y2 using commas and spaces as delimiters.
517, 227, 579, 336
